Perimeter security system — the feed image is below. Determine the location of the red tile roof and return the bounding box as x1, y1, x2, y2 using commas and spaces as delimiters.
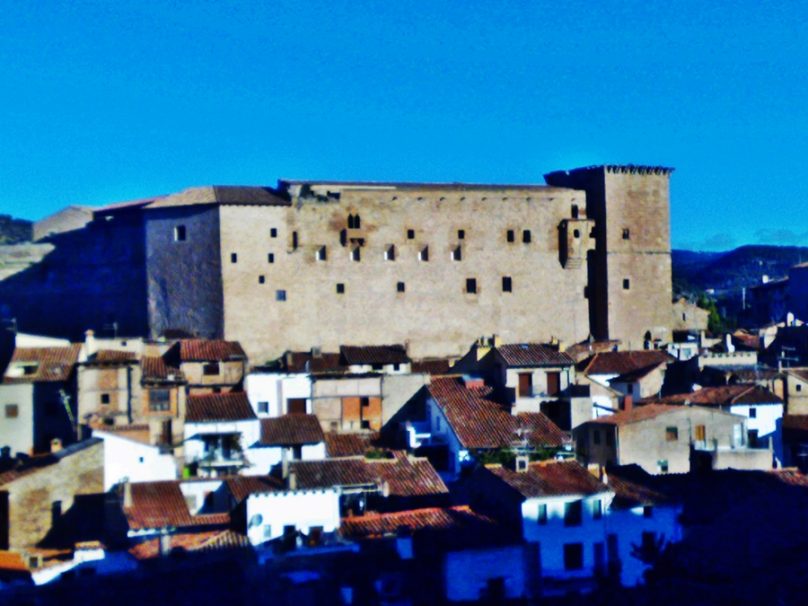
652, 384, 782, 407
124, 481, 231, 531
86, 349, 138, 364
410, 358, 455, 375
289, 453, 448, 497
428, 377, 565, 449
485, 460, 609, 499
340, 344, 410, 365
4, 345, 81, 383
186, 392, 256, 422
225, 475, 283, 502
128, 529, 249, 560
141, 355, 184, 383
579, 350, 672, 376
94, 424, 152, 446
260, 415, 324, 446
340, 506, 498, 540
783, 415, 808, 435
171, 339, 246, 362
514, 413, 568, 447
281, 351, 345, 373
586, 404, 684, 426
324, 432, 382, 457
495, 344, 574, 367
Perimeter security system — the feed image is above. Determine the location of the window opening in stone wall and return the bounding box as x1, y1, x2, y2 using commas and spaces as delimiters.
571, 204, 579, 219
173, 225, 186, 241
258, 275, 265, 284
101, 394, 110, 405
507, 230, 515, 243
317, 246, 327, 261
502, 276, 512, 292
457, 229, 465, 240
397, 282, 406, 293
466, 278, 477, 294
203, 362, 220, 376
348, 215, 355, 229
270, 228, 278, 238
351, 247, 361, 262
522, 230, 531, 244
407, 229, 415, 239
336, 283, 345, 294
665, 426, 678, 441
573, 229, 581, 238
354, 215, 361, 229
419, 246, 429, 262
276, 290, 287, 302
385, 245, 396, 261
5, 404, 18, 418
268, 253, 275, 264
292, 232, 299, 250
623, 228, 630, 240
452, 246, 462, 261
623, 278, 630, 290
230, 253, 237, 263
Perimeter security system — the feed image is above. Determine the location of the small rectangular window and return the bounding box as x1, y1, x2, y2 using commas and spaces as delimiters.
592, 499, 603, 520
258, 401, 269, 414
351, 247, 361, 262
270, 228, 278, 238
623, 278, 630, 290
203, 362, 220, 376
563, 543, 584, 570
695, 424, 706, 442
316, 246, 327, 261
502, 276, 512, 292
658, 459, 669, 473
173, 225, 186, 242
292, 232, 299, 250
522, 229, 531, 243
100, 394, 110, 405
276, 290, 287, 302
268, 253, 275, 264
749, 407, 757, 418
465, 278, 477, 294
407, 229, 415, 239
258, 275, 265, 284
385, 245, 396, 261
506, 229, 515, 243
336, 283, 345, 294
5, 404, 18, 418
665, 426, 678, 441
564, 500, 582, 527
538, 503, 547, 525
419, 246, 429, 262
457, 229, 465, 240
397, 281, 406, 293
148, 389, 171, 412
230, 253, 238, 263
571, 204, 579, 219
452, 246, 462, 261
622, 228, 630, 240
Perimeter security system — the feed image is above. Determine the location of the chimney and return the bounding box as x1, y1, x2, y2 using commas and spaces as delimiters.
50, 438, 63, 453
281, 449, 290, 479
123, 481, 133, 509
515, 455, 530, 473
84, 329, 97, 356
288, 470, 297, 491
159, 531, 171, 557
623, 394, 633, 412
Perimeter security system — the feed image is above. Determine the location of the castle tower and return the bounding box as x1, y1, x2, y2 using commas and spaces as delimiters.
545, 165, 673, 348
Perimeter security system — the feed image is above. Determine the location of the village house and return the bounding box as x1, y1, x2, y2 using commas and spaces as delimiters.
578, 350, 673, 403
245, 414, 327, 474
783, 368, 808, 415
468, 459, 616, 594
164, 339, 247, 395
395, 376, 568, 477
0, 344, 81, 455
92, 425, 177, 490
574, 404, 772, 474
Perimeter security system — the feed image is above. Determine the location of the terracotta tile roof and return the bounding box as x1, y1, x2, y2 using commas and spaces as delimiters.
340, 344, 410, 365
604, 464, 676, 508
170, 339, 246, 363
653, 384, 782, 407
125, 481, 231, 531
85, 349, 138, 364
769, 468, 808, 488
586, 404, 684, 426
128, 529, 250, 560
410, 358, 455, 375
495, 344, 574, 367
565, 340, 621, 363
4, 345, 81, 383
280, 351, 345, 374
94, 424, 152, 446
340, 506, 498, 540
225, 475, 283, 503
485, 460, 609, 500
783, 414, 808, 435
324, 432, 382, 457
731, 331, 761, 351
186, 392, 256, 423
428, 377, 564, 449
141, 355, 184, 383
260, 415, 324, 446
0, 550, 30, 572
608, 363, 664, 384
145, 186, 289, 209
787, 368, 808, 383
289, 453, 448, 497
514, 413, 568, 447
579, 350, 672, 376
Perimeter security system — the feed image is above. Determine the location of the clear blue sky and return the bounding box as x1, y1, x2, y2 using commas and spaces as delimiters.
2, 1, 806, 250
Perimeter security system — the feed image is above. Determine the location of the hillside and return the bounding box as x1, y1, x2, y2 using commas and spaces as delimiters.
672, 245, 808, 295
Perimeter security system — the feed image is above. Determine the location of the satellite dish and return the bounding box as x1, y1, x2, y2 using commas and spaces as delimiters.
248, 513, 263, 528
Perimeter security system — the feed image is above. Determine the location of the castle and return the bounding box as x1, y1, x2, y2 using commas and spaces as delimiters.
0, 165, 673, 362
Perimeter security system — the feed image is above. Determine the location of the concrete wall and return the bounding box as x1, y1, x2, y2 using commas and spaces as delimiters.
380, 373, 429, 426
1, 440, 103, 550
95, 431, 177, 490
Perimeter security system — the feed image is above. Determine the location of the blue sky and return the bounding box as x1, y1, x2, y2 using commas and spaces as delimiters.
1, 1, 806, 250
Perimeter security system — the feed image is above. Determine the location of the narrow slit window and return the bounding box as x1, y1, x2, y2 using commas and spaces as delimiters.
522, 229, 531, 244
292, 231, 299, 250
502, 276, 512, 292
173, 225, 186, 242
623, 278, 630, 290
336, 283, 345, 294
407, 229, 415, 240
230, 253, 238, 264
419, 246, 429, 262
397, 281, 406, 293
457, 229, 465, 240
347, 214, 355, 229
452, 246, 462, 261
316, 246, 327, 261
466, 278, 477, 294
267, 253, 275, 264
506, 229, 515, 243
385, 245, 396, 261
571, 204, 579, 219
351, 247, 361, 262
258, 275, 265, 284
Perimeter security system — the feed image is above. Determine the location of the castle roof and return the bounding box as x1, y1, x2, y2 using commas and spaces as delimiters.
145, 186, 289, 209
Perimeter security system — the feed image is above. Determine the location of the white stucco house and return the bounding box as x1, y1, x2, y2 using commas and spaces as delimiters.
93, 426, 178, 490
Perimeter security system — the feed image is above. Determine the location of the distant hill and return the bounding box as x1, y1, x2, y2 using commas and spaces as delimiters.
672, 245, 808, 295
0, 215, 32, 245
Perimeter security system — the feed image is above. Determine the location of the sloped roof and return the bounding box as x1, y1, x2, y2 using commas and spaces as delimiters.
225, 475, 283, 503
124, 481, 231, 531
495, 344, 574, 367
94, 424, 152, 446
4, 345, 81, 383
141, 355, 185, 383
485, 460, 609, 500
84, 349, 138, 365
280, 351, 344, 374
260, 415, 324, 446
340, 344, 410, 365
129, 529, 250, 560
585, 404, 686, 426
324, 432, 381, 457
145, 186, 289, 209
340, 506, 498, 540
579, 350, 672, 376
427, 377, 565, 449
410, 358, 455, 375
186, 392, 256, 423
609, 363, 665, 385
169, 339, 246, 363
653, 384, 782, 407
